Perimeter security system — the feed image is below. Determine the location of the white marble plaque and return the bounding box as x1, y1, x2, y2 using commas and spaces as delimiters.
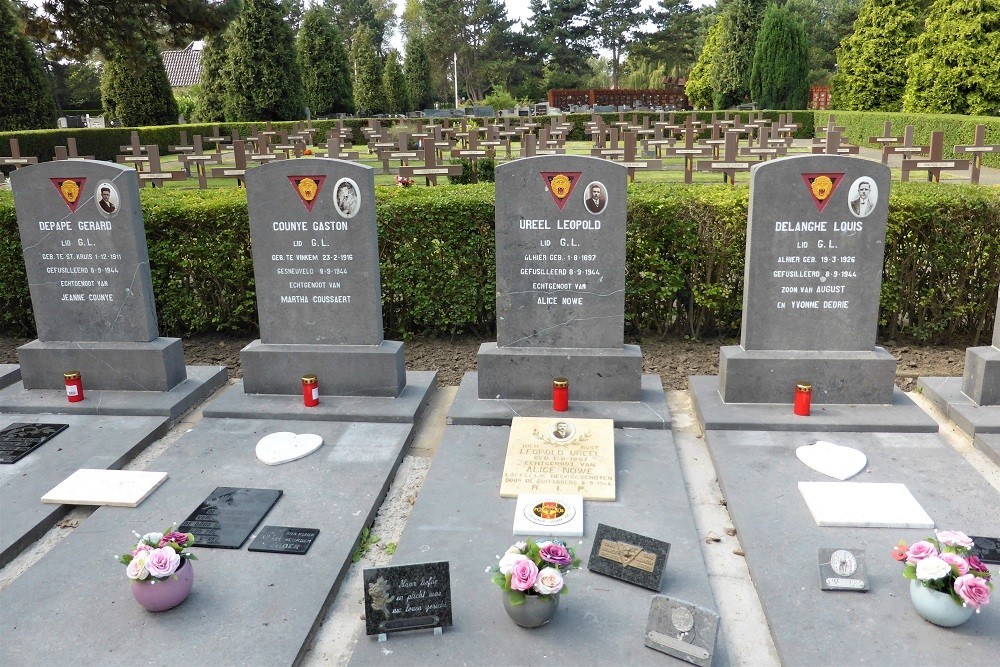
797, 482, 934, 528
513, 494, 584, 537
41, 469, 168, 507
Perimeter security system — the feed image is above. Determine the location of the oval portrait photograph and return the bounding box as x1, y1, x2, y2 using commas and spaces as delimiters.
95, 180, 120, 218
847, 177, 878, 218
583, 181, 607, 214
334, 177, 360, 218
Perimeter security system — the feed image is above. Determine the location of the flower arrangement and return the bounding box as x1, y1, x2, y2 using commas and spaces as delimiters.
892, 530, 993, 612
117, 526, 197, 582
396, 175, 414, 188
490, 538, 580, 604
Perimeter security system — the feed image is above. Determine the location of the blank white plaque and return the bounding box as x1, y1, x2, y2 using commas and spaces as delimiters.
41, 469, 168, 507
797, 482, 934, 528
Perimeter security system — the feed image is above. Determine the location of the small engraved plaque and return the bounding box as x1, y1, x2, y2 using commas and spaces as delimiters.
179, 487, 283, 549
0, 423, 68, 464
645, 595, 719, 667
587, 523, 670, 591
818, 547, 869, 591
363, 561, 452, 636
248, 526, 319, 555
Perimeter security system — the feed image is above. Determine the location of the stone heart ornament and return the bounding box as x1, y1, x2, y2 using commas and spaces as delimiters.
256, 432, 324, 466
795, 440, 867, 481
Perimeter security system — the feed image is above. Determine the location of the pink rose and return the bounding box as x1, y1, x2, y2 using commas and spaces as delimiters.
966, 556, 990, 576
906, 541, 938, 564
533, 567, 564, 595
940, 552, 970, 576
954, 574, 992, 611
126, 551, 149, 580
145, 546, 180, 578
539, 542, 572, 567
510, 558, 539, 591
936, 531, 973, 549
132, 543, 152, 557
498, 553, 528, 575
159, 531, 190, 548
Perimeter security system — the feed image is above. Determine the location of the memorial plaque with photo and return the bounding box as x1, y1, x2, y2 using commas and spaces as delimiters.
0, 423, 68, 464
644, 595, 719, 667
363, 561, 452, 636
245, 159, 383, 345
969, 536, 1000, 564
247, 526, 319, 555
494, 155, 628, 348
500, 417, 615, 501
178, 487, 282, 549
817, 547, 869, 591
10, 162, 159, 342
587, 523, 670, 590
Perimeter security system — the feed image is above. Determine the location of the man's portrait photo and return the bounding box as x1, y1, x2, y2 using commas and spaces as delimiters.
334, 178, 360, 218
96, 181, 119, 217
848, 177, 877, 218
550, 420, 576, 441
583, 181, 607, 214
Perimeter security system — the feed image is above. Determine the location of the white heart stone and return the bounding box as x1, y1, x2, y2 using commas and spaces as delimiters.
256, 432, 324, 466
795, 440, 867, 481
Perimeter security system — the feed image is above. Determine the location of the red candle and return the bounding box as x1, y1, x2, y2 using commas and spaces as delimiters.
64, 371, 84, 403
302, 374, 319, 407
794, 382, 812, 416
553, 377, 569, 412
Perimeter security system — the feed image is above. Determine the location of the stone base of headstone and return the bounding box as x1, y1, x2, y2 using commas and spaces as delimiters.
476, 343, 643, 402
0, 413, 168, 568
0, 365, 227, 420
202, 371, 436, 423
240, 340, 406, 397
719, 345, 897, 404
449, 371, 670, 429
0, 365, 20, 390
973, 433, 1000, 466
17, 338, 187, 391
915, 376, 1000, 438
701, 429, 998, 664
689, 375, 938, 433
961, 345, 1000, 405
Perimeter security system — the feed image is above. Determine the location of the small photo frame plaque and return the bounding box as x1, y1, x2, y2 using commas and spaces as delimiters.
644, 595, 719, 667
363, 561, 452, 636
587, 523, 669, 591
817, 547, 869, 591
248, 526, 319, 555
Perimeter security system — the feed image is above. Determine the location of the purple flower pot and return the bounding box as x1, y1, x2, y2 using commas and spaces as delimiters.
130, 559, 194, 612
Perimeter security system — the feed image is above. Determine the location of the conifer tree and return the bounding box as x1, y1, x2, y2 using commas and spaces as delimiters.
749, 4, 809, 109
685, 15, 725, 110
712, 0, 766, 109
101, 41, 179, 126
382, 49, 409, 113
297, 5, 354, 116
351, 24, 386, 116
194, 34, 227, 122
404, 35, 433, 112
0, 0, 57, 131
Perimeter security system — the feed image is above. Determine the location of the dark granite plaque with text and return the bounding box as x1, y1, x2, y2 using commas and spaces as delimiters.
363, 561, 452, 636
248, 526, 319, 555
179, 487, 282, 549
0, 423, 68, 464
969, 536, 1000, 564
587, 523, 670, 591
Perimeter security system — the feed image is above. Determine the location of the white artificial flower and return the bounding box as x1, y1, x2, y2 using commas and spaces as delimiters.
916, 555, 952, 581
498, 553, 529, 575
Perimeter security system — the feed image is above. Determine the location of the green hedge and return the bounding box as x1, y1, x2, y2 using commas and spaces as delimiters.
1, 183, 999, 343
816, 110, 1000, 169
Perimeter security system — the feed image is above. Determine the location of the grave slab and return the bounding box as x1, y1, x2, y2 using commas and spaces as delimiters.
0, 413, 168, 567
202, 371, 435, 423
917, 376, 1000, 438
447, 372, 671, 429
348, 425, 726, 666
0, 365, 227, 420
0, 416, 417, 665
0, 365, 20, 389
973, 433, 1000, 466
702, 429, 999, 664
690, 375, 937, 432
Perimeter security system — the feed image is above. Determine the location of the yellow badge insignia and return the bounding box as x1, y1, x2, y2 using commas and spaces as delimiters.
297, 177, 318, 202
811, 175, 833, 201
60, 179, 80, 203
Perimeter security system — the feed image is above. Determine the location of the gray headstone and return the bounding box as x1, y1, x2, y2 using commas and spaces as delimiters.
994, 285, 1000, 349
10, 161, 158, 342
960, 283, 1000, 404
245, 158, 383, 345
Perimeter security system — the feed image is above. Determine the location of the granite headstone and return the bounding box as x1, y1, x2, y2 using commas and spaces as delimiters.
817, 547, 869, 591
0, 423, 68, 464
719, 154, 896, 404
960, 284, 1000, 405
247, 526, 320, 555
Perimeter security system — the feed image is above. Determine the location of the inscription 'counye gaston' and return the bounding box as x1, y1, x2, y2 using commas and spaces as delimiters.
266, 220, 354, 305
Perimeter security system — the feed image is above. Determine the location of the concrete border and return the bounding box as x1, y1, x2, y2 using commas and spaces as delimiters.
0, 365, 20, 390
917, 376, 1000, 438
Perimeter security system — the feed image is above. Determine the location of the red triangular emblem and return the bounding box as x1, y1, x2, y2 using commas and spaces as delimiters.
800, 173, 844, 213
287, 175, 327, 212
540, 172, 582, 210
50, 177, 86, 212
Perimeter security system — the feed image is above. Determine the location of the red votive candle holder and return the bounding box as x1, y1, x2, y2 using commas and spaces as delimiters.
553, 377, 569, 412
302, 374, 319, 408
64, 370, 84, 403
794, 382, 812, 416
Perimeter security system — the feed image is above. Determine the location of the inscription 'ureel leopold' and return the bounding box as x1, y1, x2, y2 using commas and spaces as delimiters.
519, 218, 602, 230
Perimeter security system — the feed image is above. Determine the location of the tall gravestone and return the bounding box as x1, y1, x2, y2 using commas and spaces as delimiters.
962, 285, 1000, 405
10, 161, 186, 390
479, 155, 641, 401
242, 158, 405, 396
719, 154, 896, 404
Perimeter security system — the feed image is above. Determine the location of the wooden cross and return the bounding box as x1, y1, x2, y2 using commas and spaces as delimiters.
0, 138, 38, 185
116, 131, 149, 170
381, 132, 421, 173
179, 135, 222, 189
520, 133, 537, 157
319, 130, 359, 160
202, 125, 227, 153
450, 130, 489, 182
867, 121, 904, 165
882, 125, 928, 165
621, 131, 662, 182
811, 129, 859, 155
643, 123, 676, 158
398, 146, 462, 185
246, 131, 283, 165
702, 121, 728, 158
697, 131, 753, 184
54, 137, 95, 161
954, 124, 1000, 185
136, 145, 187, 187
271, 130, 303, 159
663, 117, 711, 184
211, 139, 250, 186
901, 130, 970, 183
740, 122, 787, 161
169, 130, 194, 154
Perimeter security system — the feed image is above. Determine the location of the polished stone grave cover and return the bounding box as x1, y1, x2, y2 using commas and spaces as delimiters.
247, 526, 319, 555
0, 422, 67, 464
179, 486, 283, 549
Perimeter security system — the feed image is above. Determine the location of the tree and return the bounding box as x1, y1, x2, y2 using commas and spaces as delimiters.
526, 0, 593, 89
101, 41, 179, 126
749, 4, 809, 109
634, 0, 701, 79
383, 49, 409, 112
711, 0, 766, 109
351, 24, 386, 114
588, 0, 649, 88
297, 6, 354, 116
783, 0, 860, 84
223, 0, 304, 122
400, 0, 427, 42
194, 34, 227, 122
404, 35, 433, 110
53, 60, 103, 111
324, 0, 397, 53
0, 0, 57, 130
833, 0, 921, 111
686, 13, 724, 109
902, 0, 1000, 116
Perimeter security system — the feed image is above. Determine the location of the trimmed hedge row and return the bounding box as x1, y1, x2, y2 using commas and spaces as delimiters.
815, 111, 1000, 169
1, 183, 998, 343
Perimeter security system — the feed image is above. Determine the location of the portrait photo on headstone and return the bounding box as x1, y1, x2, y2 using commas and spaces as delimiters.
95, 180, 120, 217
583, 180, 607, 214
847, 176, 877, 217
334, 177, 360, 218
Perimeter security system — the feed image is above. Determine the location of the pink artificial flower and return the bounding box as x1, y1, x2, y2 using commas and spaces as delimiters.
533, 567, 564, 595
510, 558, 539, 591
954, 574, 992, 611
940, 552, 970, 576
936, 531, 974, 549
966, 555, 991, 577
159, 531, 189, 548
131, 544, 153, 557
145, 547, 181, 578
539, 542, 573, 567
906, 541, 938, 564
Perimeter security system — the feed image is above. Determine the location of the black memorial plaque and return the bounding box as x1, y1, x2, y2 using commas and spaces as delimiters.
969, 536, 1000, 564
0, 423, 68, 464
178, 487, 282, 549
644, 595, 719, 667
817, 547, 869, 591
363, 561, 452, 636
247, 526, 319, 555
587, 522, 670, 591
